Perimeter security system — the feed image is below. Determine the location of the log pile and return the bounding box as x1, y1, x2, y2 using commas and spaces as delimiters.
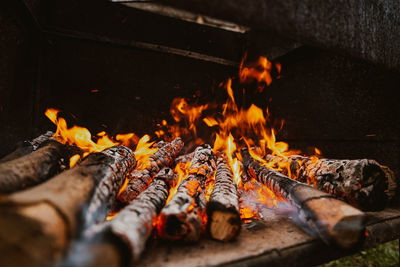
242, 148, 366, 249
265, 154, 397, 210
0, 131, 396, 266
118, 137, 184, 203
157, 144, 216, 242
207, 158, 241, 241
65, 167, 177, 267
0, 146, 135, 267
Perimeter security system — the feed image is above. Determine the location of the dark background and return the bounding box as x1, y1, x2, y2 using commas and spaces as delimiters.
1, 1, 399, 181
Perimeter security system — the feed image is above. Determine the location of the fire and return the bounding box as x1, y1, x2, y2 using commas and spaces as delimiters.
204, 172, 216, 202
239, 179, 283, 222
45, 108, 118, 153
168, 98, 209, 139
239, 55, 281, 93
116, 135, 159, 198
46, 55, 324, 227
106, 211, 118, 221
45, 108, 156, 167
166, 161, 191, 204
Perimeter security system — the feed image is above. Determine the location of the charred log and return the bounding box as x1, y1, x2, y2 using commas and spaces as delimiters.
66, 168, 176, 266
265, 154, 395, 211
0, 146, 134, 266
207, 159, 240, 241
0, 131, 54, 163
242, 148, 365, 249
118, 138, 184, 203
0, 140, 73, 194
175, 151, 195, 164
158, 144, 216, 242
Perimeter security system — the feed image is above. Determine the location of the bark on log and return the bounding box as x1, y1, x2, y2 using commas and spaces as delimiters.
158, 144, 216, 242
64, 167, 176, 267
175, 151, 195, 164
0, 131, 54, 163
118, 137, 184, 203
242, 148, 366, 249
265, 154, 395, 211
207, 159, 241, 241
0, 146, 135, 267
0, 140, 72, 194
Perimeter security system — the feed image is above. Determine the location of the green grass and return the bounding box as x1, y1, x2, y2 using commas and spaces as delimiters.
322, 240, 399, 267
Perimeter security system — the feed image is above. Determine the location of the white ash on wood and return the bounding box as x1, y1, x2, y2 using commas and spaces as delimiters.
118, 138, 184, 203
242, 148, 366, 249
66, 167, 177, 267
158, 144, 216, 242
207, 158, 241, 241
265, 154, 396, 211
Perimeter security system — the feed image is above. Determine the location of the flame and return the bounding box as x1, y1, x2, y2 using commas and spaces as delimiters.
116, 135, 158, 199
167, 98, 208, 139
44, 108, 140, 155
166, 161, 191, 204
204, 172, 216, 201
69, 154, 81, 168
106, 211, 118, 221
239, 56, 280, 93
239, 179, 283, 222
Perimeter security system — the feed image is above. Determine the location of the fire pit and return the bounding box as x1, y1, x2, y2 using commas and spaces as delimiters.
0, 1, 399, 267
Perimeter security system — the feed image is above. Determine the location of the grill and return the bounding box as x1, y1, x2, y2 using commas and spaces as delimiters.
0, 1, 399, 266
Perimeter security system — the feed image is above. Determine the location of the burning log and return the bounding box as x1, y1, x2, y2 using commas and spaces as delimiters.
0, 146, 134, 266
175, 151, 195, 164
242, 148, 365, 249
0, 140, 73, 194
158, 144, 216, 242
118, 137, 184, 203
265, 154, 396, 211
0, 131, 54, 163
207, 159, 241, 241
67, 168, 176, 266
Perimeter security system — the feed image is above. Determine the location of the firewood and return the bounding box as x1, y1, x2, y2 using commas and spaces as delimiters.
0, 140, 73, 194
0, 146, 135, 267
242, 148, 365, 249
118, 137, 184, 203
207, 159, 240, 241
175, 151, 195, 164
158, 144, 216, 242
0, 131, 54, 163
265, 154, 396, 211
68, 167, 177, 266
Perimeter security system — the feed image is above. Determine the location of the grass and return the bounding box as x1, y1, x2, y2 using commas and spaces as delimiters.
322, 240, 399, 267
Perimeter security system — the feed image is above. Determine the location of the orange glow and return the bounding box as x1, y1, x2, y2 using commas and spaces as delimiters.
45, 108, 141, 155
116, 135, 158, 199
133, 135, 158, 170
106, 211, 118, 221
239, 56, 279, 93
169, 97, 208, 138
239, 179, 284, 222
69, 154, 81, 168
205, 172, 216, 202
166, 162, 191, 204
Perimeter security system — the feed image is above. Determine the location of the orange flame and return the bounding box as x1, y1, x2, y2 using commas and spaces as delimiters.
45, 108, 140, 155
204, 172, 216, 202
239, 56, 280, 93
116, 135, 158, 199
166, 161, 191, 204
